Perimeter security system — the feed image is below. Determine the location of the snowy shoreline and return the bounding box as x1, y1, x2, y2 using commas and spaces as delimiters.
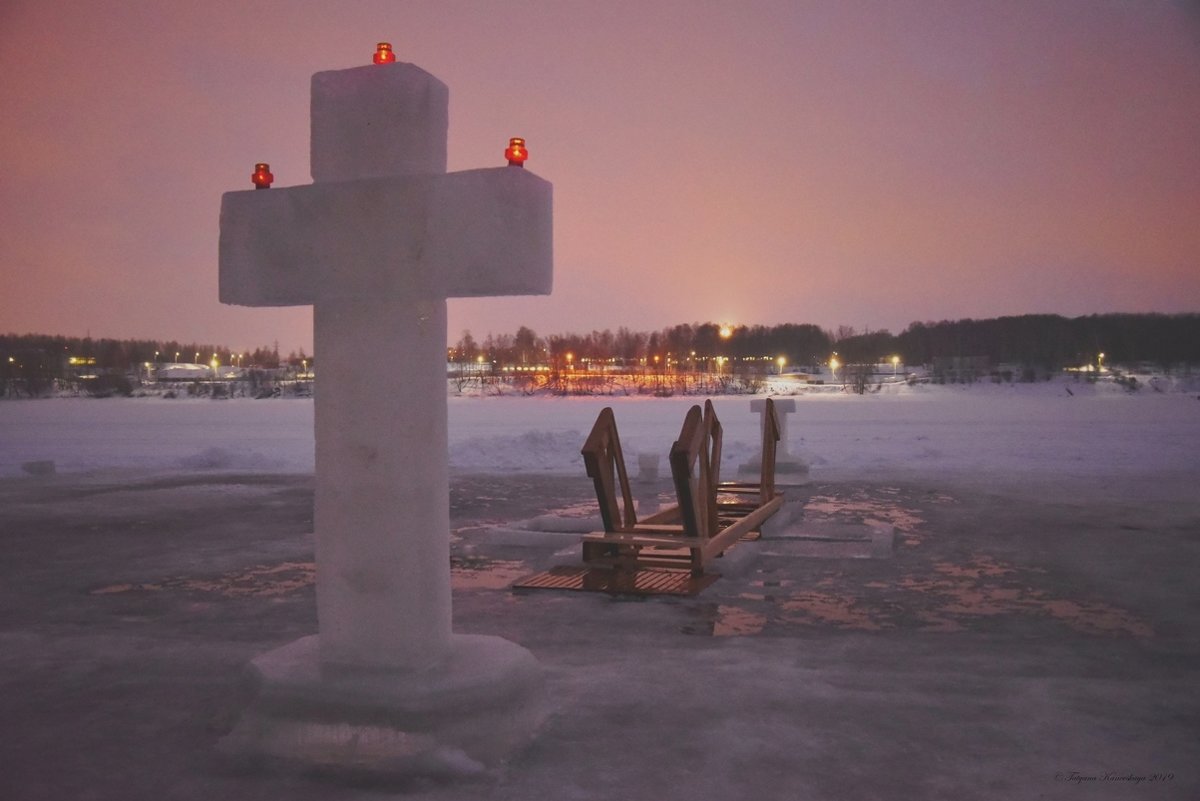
1, 379, 1196, 496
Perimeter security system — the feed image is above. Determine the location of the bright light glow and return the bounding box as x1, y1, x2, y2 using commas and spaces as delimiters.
719, 325, 733, 339
373, 42, 396, 64
251, 163, 273, 189
505, 137, 528, 167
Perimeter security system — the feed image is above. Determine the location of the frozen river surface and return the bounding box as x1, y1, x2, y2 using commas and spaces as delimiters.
1, 382, 1197, 497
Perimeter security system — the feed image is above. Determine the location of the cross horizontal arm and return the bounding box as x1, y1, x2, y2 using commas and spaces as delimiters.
219, 166, 552, 307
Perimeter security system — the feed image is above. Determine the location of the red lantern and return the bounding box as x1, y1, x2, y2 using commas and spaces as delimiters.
373, 42, 396, 64
505, 137, 528, 167
251, 163, 274, 189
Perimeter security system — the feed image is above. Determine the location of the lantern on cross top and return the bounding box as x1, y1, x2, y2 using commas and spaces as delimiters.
373, 42, 396, 64
505, 137, 528, 167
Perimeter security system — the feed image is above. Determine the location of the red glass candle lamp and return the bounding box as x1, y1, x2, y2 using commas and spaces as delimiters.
505, 137, 528, 167
373, 42, 396, 64
251, 163, 274, 190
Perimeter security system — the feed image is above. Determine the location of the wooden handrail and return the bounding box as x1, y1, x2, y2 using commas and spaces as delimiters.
580, 407, 637, 531
716, 397, 781, 505
668, 402, 726, 542
758, 397, 781, 506
582, 398, 785, 576
702, 399, 724, 537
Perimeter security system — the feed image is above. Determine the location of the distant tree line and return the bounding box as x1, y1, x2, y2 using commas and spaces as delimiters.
4, 313, 1197, 398
887, 313, 1200, 368
451, 322, 834, 368
454, 313, 1200, 371
0, 333, 304, 397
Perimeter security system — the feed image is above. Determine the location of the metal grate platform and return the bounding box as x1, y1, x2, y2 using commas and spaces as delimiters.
512, 566, 719, 596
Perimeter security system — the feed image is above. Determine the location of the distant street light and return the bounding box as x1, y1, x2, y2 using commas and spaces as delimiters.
777, 356, 786, 375
892, 355, 900, 375
829, 355, 840, 381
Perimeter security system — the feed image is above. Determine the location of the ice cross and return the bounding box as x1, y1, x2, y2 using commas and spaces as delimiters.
751, 397, 796, 460
219, 60, 551, 675
741, 397, 809, 480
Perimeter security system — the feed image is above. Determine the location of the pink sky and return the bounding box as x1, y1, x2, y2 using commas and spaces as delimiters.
2, 0, 1198, 354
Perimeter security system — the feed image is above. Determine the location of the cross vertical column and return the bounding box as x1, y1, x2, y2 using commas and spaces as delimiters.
313, 294, 452, 669
308, 64, 452, 671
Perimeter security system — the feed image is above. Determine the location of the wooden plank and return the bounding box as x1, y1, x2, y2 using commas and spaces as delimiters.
640, 507, 683, 525
513, 566, 717, 596
581, 530, 701, 547
701, 494, 784, 566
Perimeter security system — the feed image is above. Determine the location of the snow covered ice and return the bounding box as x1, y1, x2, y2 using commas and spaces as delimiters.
3, 379, 1196, 491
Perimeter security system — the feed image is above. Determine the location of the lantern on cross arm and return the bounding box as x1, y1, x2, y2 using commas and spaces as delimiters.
251, 163, 274, 189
